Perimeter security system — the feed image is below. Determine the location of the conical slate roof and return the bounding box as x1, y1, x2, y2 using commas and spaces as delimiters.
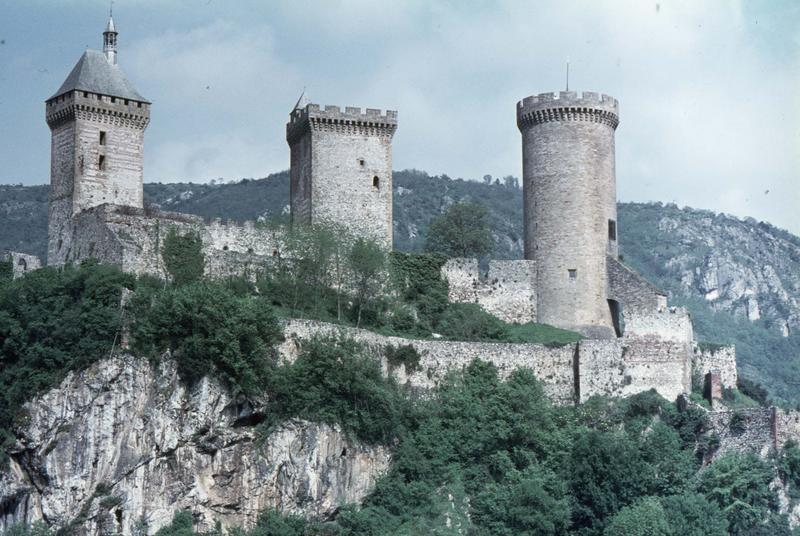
51, 49, 148, 102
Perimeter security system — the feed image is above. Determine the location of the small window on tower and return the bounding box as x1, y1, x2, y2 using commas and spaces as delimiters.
99, 131, 106, 145
372, 176, 380, 189
608, 219, 617, 241
358, 158, 365, 167
98, 155, 106, 170
568, 269, 577, 280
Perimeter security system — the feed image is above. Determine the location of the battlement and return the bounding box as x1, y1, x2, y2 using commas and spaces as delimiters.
287, 102, 398, 143
46, 90, 150, 129
516, 91, 619, 129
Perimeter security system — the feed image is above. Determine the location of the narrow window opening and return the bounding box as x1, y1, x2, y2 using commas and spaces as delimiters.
358, 158, 365, 167
18, 258, 27, 271
568, 269, 577, 280
124, 99, 129, 105
99, 131, 106, 145
372, 176, 380, 189
608, 299, 623, 337
110, 97, 116, 103
608, 219, 617, 241
98, 155, 106, 170
82, 91, 88, 98
223, 245, 229, 251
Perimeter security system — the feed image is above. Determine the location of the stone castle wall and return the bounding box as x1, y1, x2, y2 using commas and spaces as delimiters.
607, 257, 667, 313
441, 258, 537, 324
279, 319, 698, 405
1, 251, 42, 279
623, 307, 694, 342
287, 104, 397, 249
58, 204, 282, 280
579, 337, 692, 402
517, 92, 619, 337
692, 344, 738, 389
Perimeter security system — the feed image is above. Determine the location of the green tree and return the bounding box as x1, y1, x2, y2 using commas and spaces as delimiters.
347, 238, 387, 328
128, 282, 282, 395
699, 452, 787, 535
162, 228, 205, 285
659, 492, 729, 536
425, 202, 493, 258
603, 497, 670, 536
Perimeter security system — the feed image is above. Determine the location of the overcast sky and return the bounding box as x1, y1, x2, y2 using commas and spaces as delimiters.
1, 0, 798, 234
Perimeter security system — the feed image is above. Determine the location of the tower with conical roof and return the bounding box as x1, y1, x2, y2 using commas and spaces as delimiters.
45, 14, 150, 265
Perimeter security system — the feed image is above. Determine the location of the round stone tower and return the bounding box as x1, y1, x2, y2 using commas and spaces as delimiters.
516, 91, 620, 337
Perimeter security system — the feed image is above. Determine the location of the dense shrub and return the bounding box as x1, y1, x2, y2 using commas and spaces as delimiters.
384, 344, 420, 373
162, 228, 205, 286
437, 303, 508, 341
128, 282, 282, 395
262, 337, 409, 444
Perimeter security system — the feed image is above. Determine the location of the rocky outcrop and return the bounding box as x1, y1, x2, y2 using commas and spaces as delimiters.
657, 211, 800, 336
0, 355, 390, 535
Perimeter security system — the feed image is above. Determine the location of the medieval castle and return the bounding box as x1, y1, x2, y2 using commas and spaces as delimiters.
4, 16, 747, 410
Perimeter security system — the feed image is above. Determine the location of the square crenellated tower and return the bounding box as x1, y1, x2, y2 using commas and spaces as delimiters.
286, 102, 397, 249
45, 15, 150, 265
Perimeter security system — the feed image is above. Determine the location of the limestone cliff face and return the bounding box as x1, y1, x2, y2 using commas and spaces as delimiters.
655, 212, 800, 336
0, 355, 390, 534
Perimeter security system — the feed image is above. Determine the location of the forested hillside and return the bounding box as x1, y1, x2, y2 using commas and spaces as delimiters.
2, 171, 798, 403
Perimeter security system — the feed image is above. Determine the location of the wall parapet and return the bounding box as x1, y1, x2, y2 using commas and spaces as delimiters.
287, 103, 398, 144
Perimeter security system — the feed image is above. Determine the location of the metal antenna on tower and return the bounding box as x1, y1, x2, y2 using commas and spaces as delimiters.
110, 0, 114, 17
566, 61, 570, 92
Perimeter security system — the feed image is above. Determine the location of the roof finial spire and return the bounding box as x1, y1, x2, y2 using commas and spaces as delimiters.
103, 2, 118, 65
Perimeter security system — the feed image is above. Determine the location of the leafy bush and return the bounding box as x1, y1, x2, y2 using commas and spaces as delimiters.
385, 344, 420, 373
699, 452, 784, 535
437, 303, 508, 341
128, 282, 282, 395
0, 259, 12, 283
425, 201, 494, 258
162, 228, 205, 286
262, 337, 409, 444
389, 251, 449, 333
603, 497, 670, 536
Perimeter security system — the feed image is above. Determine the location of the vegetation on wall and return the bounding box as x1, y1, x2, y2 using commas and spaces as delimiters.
162, 228, 205, 285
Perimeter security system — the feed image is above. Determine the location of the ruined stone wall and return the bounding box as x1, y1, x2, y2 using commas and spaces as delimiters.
607, 256, 666, 313
1, 251, 43, 279
58, 205, 282, 280
775, 409, 800, 449
279, 319, 577, 404
706, 407, 776, 460
517, 92, 620, 337
692, 344, 738, 389
286, 104, 397, 249
441, 258, 537, 324
623, 307, 694, 342
578, 338, 691, 402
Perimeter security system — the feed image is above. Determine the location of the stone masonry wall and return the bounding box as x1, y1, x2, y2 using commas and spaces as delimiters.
1, 251, 43, 279
607, 256, 666, 314
441, 258, 537, 324
623, 307, 694, 342
279, 319, 577, 405
692, 344, 738, 389
578, 338, 691, 402
58, 204, 283, 280
279, 319, 696, 405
